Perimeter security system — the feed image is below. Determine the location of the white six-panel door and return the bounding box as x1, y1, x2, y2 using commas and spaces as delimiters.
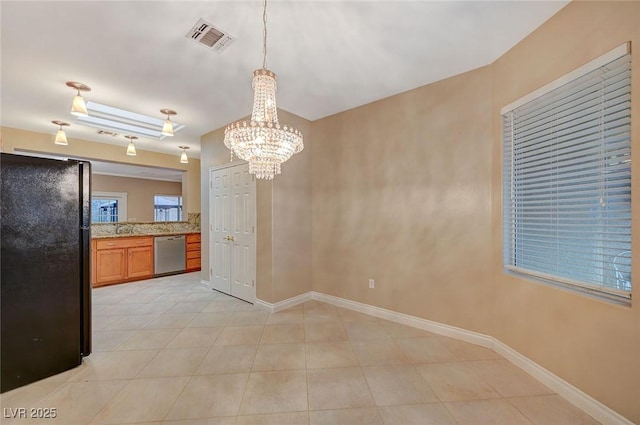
229, 166, 256, 302
209, 163, 256, 303
210, 167, 231, 294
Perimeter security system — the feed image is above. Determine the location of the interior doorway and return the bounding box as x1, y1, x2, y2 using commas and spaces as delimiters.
209, 162, 256, 303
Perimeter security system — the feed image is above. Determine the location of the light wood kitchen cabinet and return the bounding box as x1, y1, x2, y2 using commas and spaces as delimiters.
127, 246, 154, 279
92, 236, 154, 287
94, 248, 126, 284
186, 233, 201, 272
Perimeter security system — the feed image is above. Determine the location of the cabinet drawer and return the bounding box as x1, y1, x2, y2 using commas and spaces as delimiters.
95, 239, 131, 250
186, 233, 201, 243
95, 237, 153, 250
186, 258, 201, 269
186, 242, 201, 252
186, 250, 200, 259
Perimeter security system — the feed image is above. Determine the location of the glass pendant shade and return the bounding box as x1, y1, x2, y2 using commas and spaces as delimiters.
160, 109, 177, 137
52, 120, 70, 146
162, 118, 174, 137
54, 129, 68, 145
223, 69, 303, 180
71, 93, 88, 117
126, 141, 137, 156
179, 146, 190, 163
66, 82, 90, 117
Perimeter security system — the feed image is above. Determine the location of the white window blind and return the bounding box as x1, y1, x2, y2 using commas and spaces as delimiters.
502, 44, 632, 302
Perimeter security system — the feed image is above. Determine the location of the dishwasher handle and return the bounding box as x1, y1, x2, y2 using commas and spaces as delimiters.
155, 235, 185, 242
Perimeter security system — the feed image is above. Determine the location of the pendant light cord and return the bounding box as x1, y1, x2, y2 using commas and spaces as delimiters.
262, 0, 268, 69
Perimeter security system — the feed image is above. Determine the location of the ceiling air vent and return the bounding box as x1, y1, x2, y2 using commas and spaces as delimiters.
97, 130, 118, 137
186, 18, 234, 53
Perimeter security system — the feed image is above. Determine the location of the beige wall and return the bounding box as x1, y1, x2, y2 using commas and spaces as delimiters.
271, 111, 313, 302
311, 66, 494, 332
199, 110, 312, 302
310, 1, 639, 422
93, 174, 181, 222
1, 126, 201, 214
490, 2, 640, 422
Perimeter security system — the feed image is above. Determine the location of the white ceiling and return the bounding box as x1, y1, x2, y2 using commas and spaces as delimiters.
1, 0, 568, 160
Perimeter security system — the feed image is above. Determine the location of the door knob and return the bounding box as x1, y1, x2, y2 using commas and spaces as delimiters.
228, 236, 235, 242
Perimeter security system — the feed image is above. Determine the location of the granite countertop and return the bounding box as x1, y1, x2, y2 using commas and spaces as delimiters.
91, 215, 201, 240
92, 231, 200, 239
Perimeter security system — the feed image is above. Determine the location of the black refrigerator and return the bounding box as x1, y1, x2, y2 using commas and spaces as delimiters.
1, 153, 92, 393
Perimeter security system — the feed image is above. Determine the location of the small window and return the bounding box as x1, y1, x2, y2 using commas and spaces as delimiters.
154, 195, 182, 222
502, 44, 632, 303
91, 191, 128, 223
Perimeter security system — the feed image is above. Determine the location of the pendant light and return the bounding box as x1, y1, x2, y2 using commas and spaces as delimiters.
223, 0, 303, 180
179, 146, 190, 164
161, 109, 177, 136
125, 135, 138, 156
66, 81, 91, 117
52, 120, 70, 145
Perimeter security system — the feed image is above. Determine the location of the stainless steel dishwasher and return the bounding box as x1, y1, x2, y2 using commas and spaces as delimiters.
154, 235, 186, 276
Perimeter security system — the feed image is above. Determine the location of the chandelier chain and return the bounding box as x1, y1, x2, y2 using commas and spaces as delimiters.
223, 0, 304, 180
262, 0, 268, 69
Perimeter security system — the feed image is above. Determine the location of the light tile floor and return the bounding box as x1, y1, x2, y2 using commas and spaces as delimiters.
0, 272, 601, 425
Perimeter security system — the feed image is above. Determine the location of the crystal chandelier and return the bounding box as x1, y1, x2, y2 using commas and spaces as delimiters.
223, 0, 303, 180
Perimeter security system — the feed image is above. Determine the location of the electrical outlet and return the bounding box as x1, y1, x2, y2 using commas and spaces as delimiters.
369, 278, 375, 289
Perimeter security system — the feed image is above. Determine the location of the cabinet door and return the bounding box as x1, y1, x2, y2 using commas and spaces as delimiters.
95, 248, 127, 285
127, 246, 153, 279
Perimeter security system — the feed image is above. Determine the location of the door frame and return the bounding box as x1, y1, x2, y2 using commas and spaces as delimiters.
208, 162, 257, 303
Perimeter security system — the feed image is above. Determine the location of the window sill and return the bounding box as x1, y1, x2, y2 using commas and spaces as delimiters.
503, 268, 632, 308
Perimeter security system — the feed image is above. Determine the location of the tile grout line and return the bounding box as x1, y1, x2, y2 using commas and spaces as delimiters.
346, 315, 386, 424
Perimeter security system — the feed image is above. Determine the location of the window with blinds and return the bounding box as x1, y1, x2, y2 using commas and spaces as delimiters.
502, 43, 632, 302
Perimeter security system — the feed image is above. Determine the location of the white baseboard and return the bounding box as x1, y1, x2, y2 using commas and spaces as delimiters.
309, 291, 633, 425
310, 292, 494, 348
492, 340, 633, 425
255, 292, 312, 313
